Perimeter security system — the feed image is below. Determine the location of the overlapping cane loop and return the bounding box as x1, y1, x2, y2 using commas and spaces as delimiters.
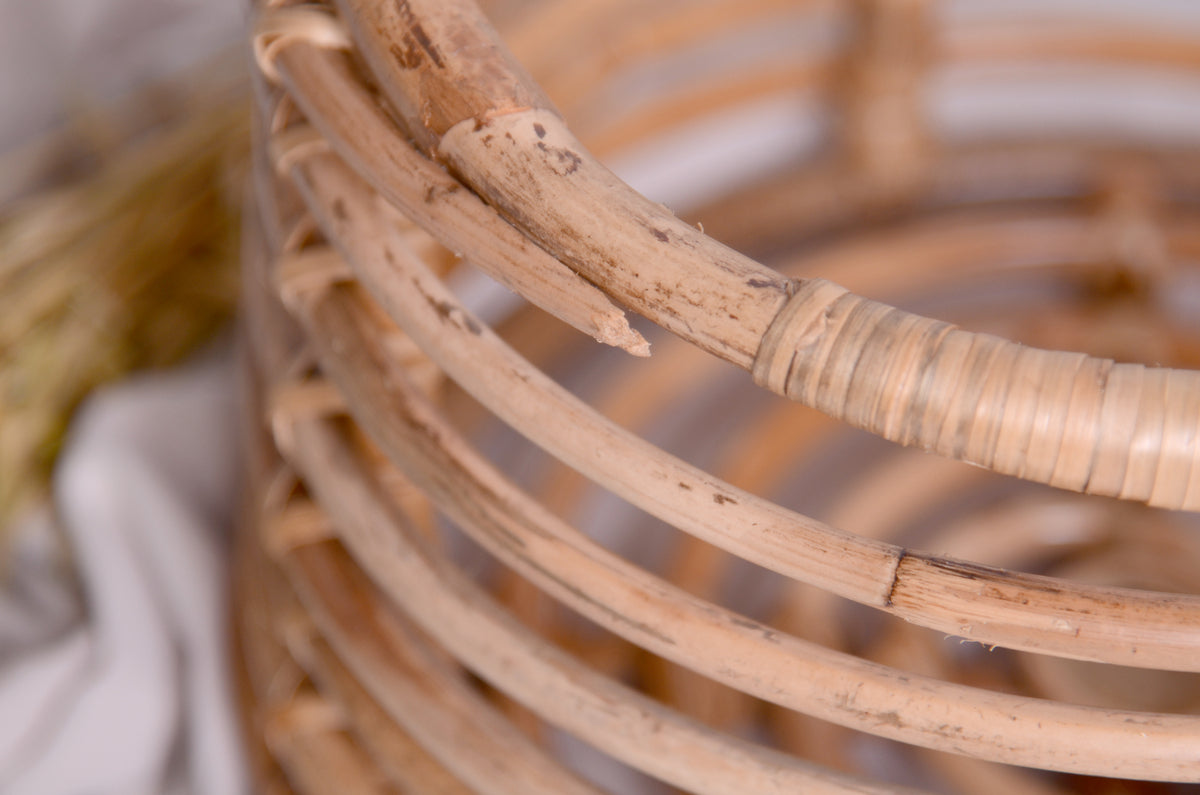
236, 1, 1200, 791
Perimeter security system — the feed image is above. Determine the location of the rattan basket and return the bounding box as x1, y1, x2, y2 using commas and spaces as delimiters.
237, 1, 1200, 791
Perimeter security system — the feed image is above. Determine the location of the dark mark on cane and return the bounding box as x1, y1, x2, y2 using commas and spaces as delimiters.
392, 0, 445, 69
535, 141, 582, 175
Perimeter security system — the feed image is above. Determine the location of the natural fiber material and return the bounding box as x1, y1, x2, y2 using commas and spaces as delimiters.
0, 83, 248, 547
238, 0, 1200, 791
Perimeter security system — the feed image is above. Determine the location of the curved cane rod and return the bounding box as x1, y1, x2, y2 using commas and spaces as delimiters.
274, 148, 1200, 776
501, 0, 815, 118
490, 0, 836, 154
329, 0, 1200, 512
278, 538, 602, 795
279, 262, 1200, 781
249, 119, 892, 790
239, 211, 398, 795
290, 149, 1200, 673
583, 57, 833, 160
261, 503, 478, 795
237, 498, 395, 795
246, 180, 597, 795
291, 629, 475, 795
279, 416, 918, 795
944, 23, 1200, 72
253, 15, 648, 356
697, 141, 1200, 255
323, 0, 793, 362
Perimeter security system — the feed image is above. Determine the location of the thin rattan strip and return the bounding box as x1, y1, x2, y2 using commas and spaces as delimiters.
259, 40, 648, 356
499, 0, 1200, 143
250, 43, 1200, 773
279, 535, 583, 795
309, 0, 1200, 511
285, 147, 1200, 674
276, 229, 1200, 779
235, 471, 388, 795
241, 545, 402, 795
279, 536, 609, 795
268, 355, 912, 794
276, 410, 914, 794
244, 102, 936, 790
522, 219, 1199, 755
272, 132, 1200, 778
238, 0, 1200, 787
295, 633, 474, 795
244, 109, 614, 795
262, 17, 1200, 341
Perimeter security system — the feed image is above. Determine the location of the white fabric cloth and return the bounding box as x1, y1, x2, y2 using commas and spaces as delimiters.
0, 348, 247, 795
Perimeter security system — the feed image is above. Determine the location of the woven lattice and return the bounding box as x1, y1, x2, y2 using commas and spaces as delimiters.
237, 1, 1200, 792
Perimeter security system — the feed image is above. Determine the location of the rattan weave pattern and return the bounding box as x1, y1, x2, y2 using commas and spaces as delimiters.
237, 1, 1200, 791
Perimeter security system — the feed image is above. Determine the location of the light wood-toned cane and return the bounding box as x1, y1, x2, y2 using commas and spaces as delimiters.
237, 0, 1200, 791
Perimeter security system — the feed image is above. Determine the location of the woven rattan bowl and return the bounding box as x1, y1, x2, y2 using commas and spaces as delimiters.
238, 1, 1200, 791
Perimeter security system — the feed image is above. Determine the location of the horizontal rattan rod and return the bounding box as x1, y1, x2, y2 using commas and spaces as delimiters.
290, 151, 1200, 673
294, 633, 476, 795
280, 537, 608, 795
505, 4, 1200, 121
266, 699, 397, 795
284, 154, 889, 604
280, 415, 917, 795
320, 0, 794, 364
942, 24, 1200, 71
262, 42, 648, 357
326, 0, 1200, 511
280, 410, 912, 795
440, 105, 1200, 513
501, 0, 830, 126
272, 544, 495, 795
772, 212, 1200, 295
581, 58, 833, 160
263, 692, 397, 795
508, 323, 805, 736
695, 143, 1200, 256
282, 274, 1200, 781
499, 0, 813, 113
438, 108, 793, 365
261, 14, 1200, 512
243, 213, 588, 794
236, 500, 393, 795
327, 0, 559, 155
784, 498, 1188, 795
241, 563, 409, 795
